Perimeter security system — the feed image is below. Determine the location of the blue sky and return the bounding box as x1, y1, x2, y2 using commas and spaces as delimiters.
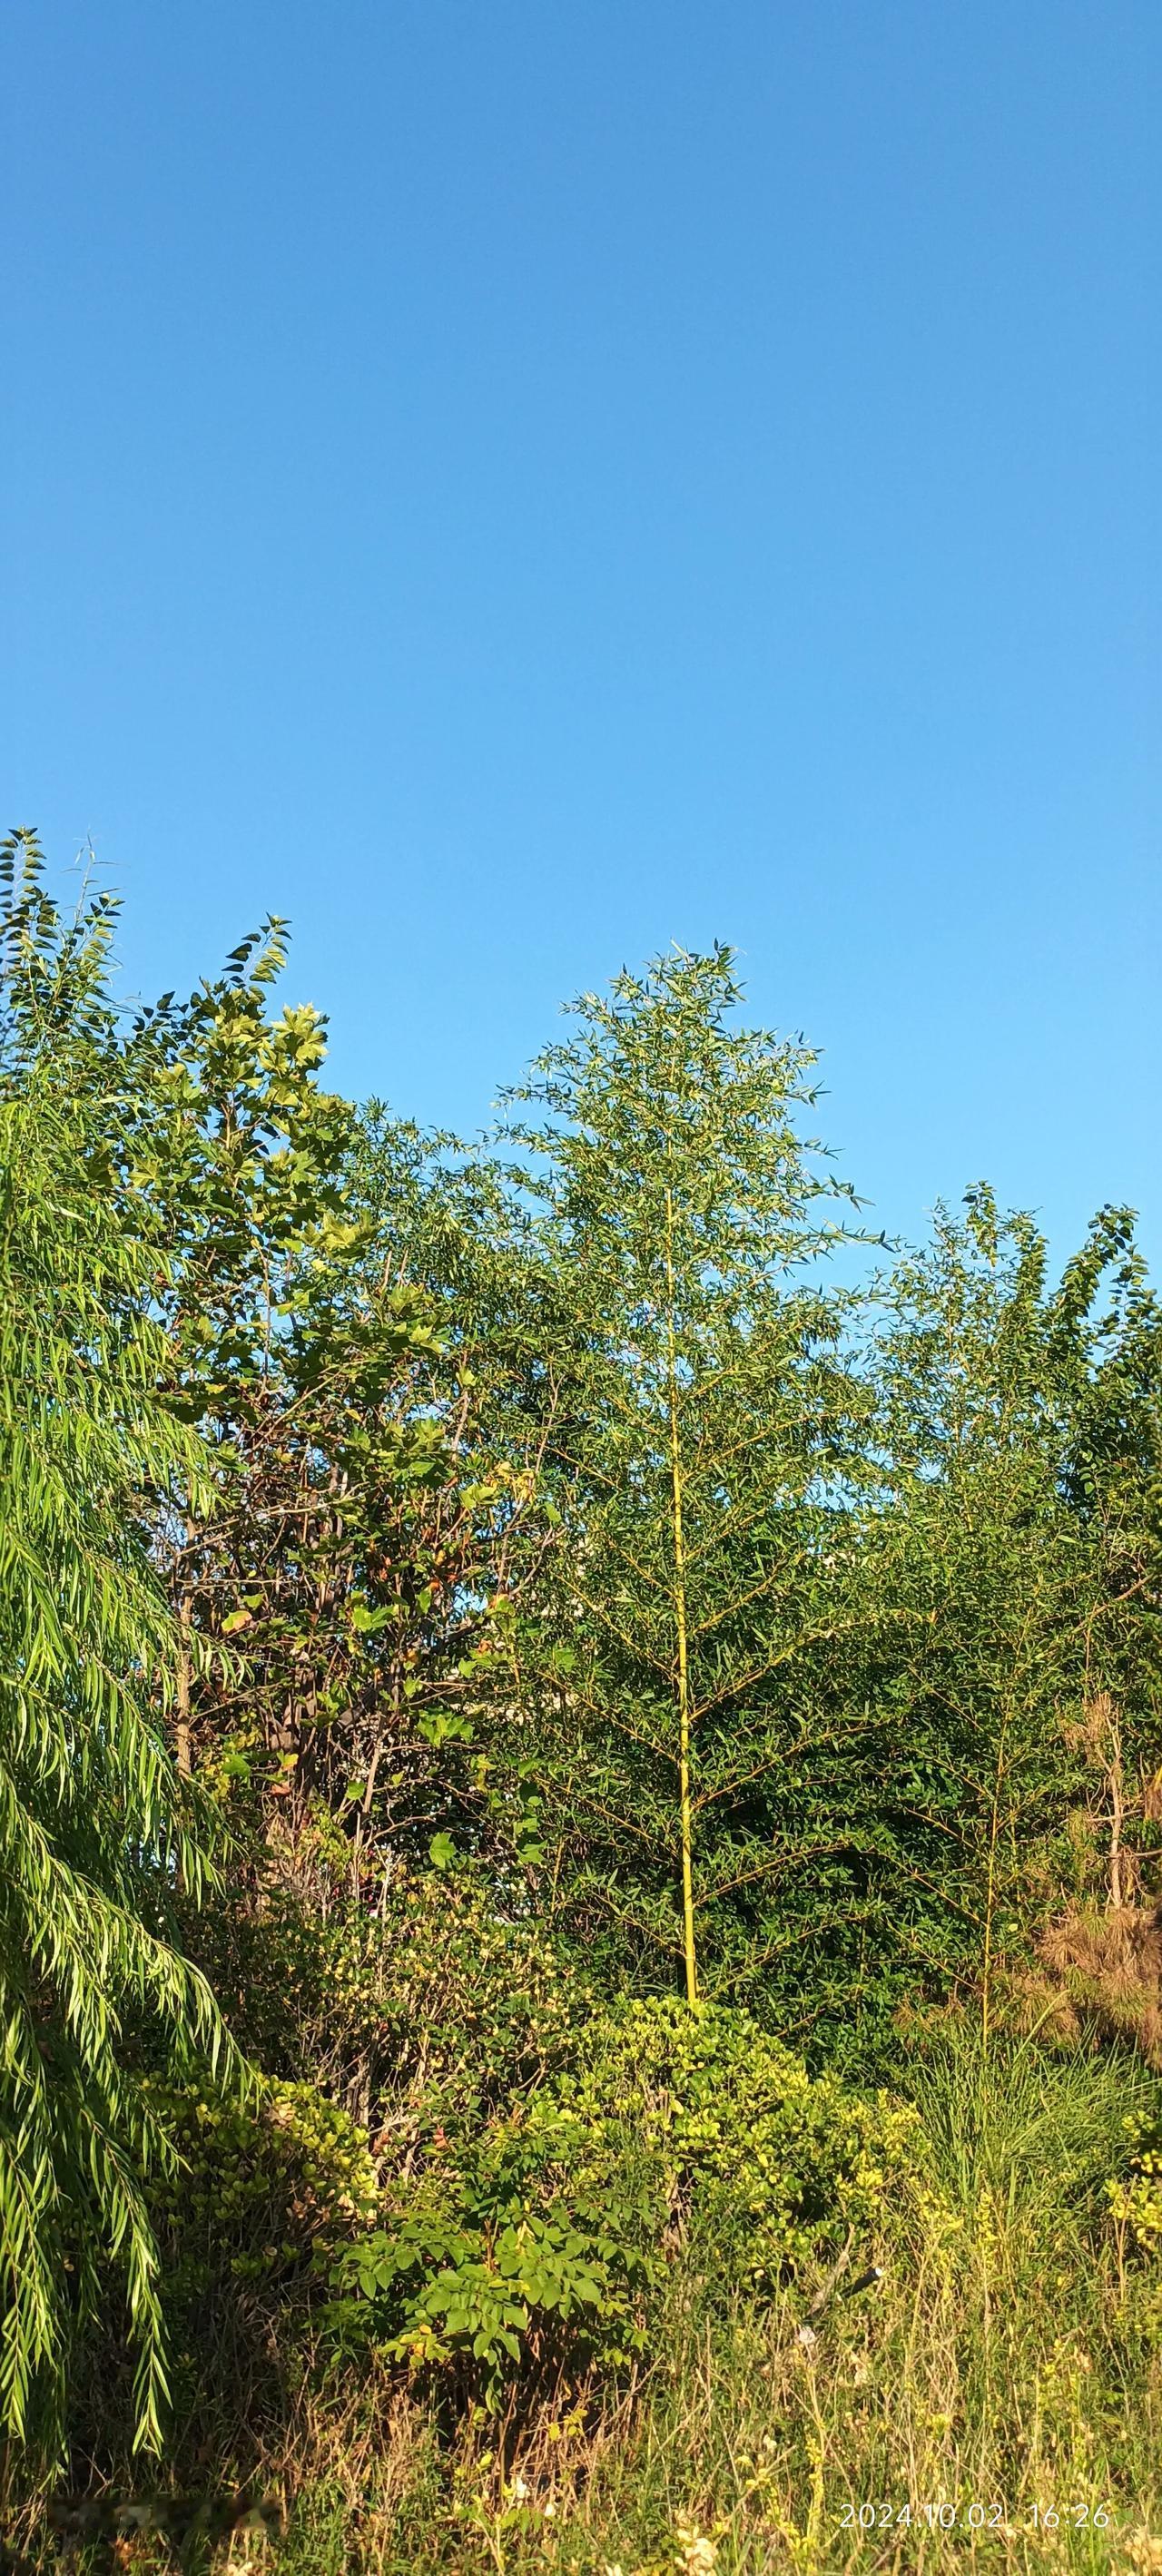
3, 2, 1158, 1271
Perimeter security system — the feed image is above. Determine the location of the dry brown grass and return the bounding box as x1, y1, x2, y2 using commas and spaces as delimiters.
1018, 1906, 1162, 2067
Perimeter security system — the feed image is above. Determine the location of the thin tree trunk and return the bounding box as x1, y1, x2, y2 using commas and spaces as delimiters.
1105, 1700, 1126, 1912
980, 1713, 1009, 2064
665, 1187, 698, 2009
175, 1588, 192, 1781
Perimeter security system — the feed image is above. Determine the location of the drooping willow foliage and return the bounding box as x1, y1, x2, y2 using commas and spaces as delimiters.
0, 837, 233, 2452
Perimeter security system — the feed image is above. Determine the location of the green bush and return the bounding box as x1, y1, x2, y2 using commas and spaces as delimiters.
180, 1869, 590, 2138
139, 2078, 377, 2448
64, 2076, 379, 2473
1107, 2107, 1162, 2259
148, 2077, 379, 2297
330, 2089, 655, 2408
331, 1997, 920, 2409
557, 1997, 921, 2290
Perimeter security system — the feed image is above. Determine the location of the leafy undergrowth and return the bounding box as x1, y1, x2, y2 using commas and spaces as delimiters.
13, 2032, 1162, 2576
326, 1999, 920, 2413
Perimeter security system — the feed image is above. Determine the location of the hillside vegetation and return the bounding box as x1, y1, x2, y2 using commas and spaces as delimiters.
2, 830, 1161, 2573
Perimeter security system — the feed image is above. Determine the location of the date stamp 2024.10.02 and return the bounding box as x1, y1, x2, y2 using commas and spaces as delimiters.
838, 2500, 1114, 2536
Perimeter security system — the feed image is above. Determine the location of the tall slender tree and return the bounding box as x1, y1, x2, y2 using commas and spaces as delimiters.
500, 948, 875, 2011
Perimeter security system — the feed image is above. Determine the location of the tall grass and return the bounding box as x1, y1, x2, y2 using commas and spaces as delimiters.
273, 2040, 1162, 2575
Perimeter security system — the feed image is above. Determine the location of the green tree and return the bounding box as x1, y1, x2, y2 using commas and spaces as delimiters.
500, 948, 874, 2012
0, 834, 233, 2453
867, 1186, 1162, 2044
119, 942, 547, 1901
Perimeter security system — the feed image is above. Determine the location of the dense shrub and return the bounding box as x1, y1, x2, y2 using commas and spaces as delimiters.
1108, 2107, 1162, 2261
63, 2075, 379, 2477
139, 2080, 377, 2448
331, 1998, 920, 2408
557, 1996, 921, 2289
181, 1868, 590, 2138
148, 2078, 379, 2296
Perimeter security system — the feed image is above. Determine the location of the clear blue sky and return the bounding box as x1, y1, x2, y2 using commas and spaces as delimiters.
3, 2, 1158, 1271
